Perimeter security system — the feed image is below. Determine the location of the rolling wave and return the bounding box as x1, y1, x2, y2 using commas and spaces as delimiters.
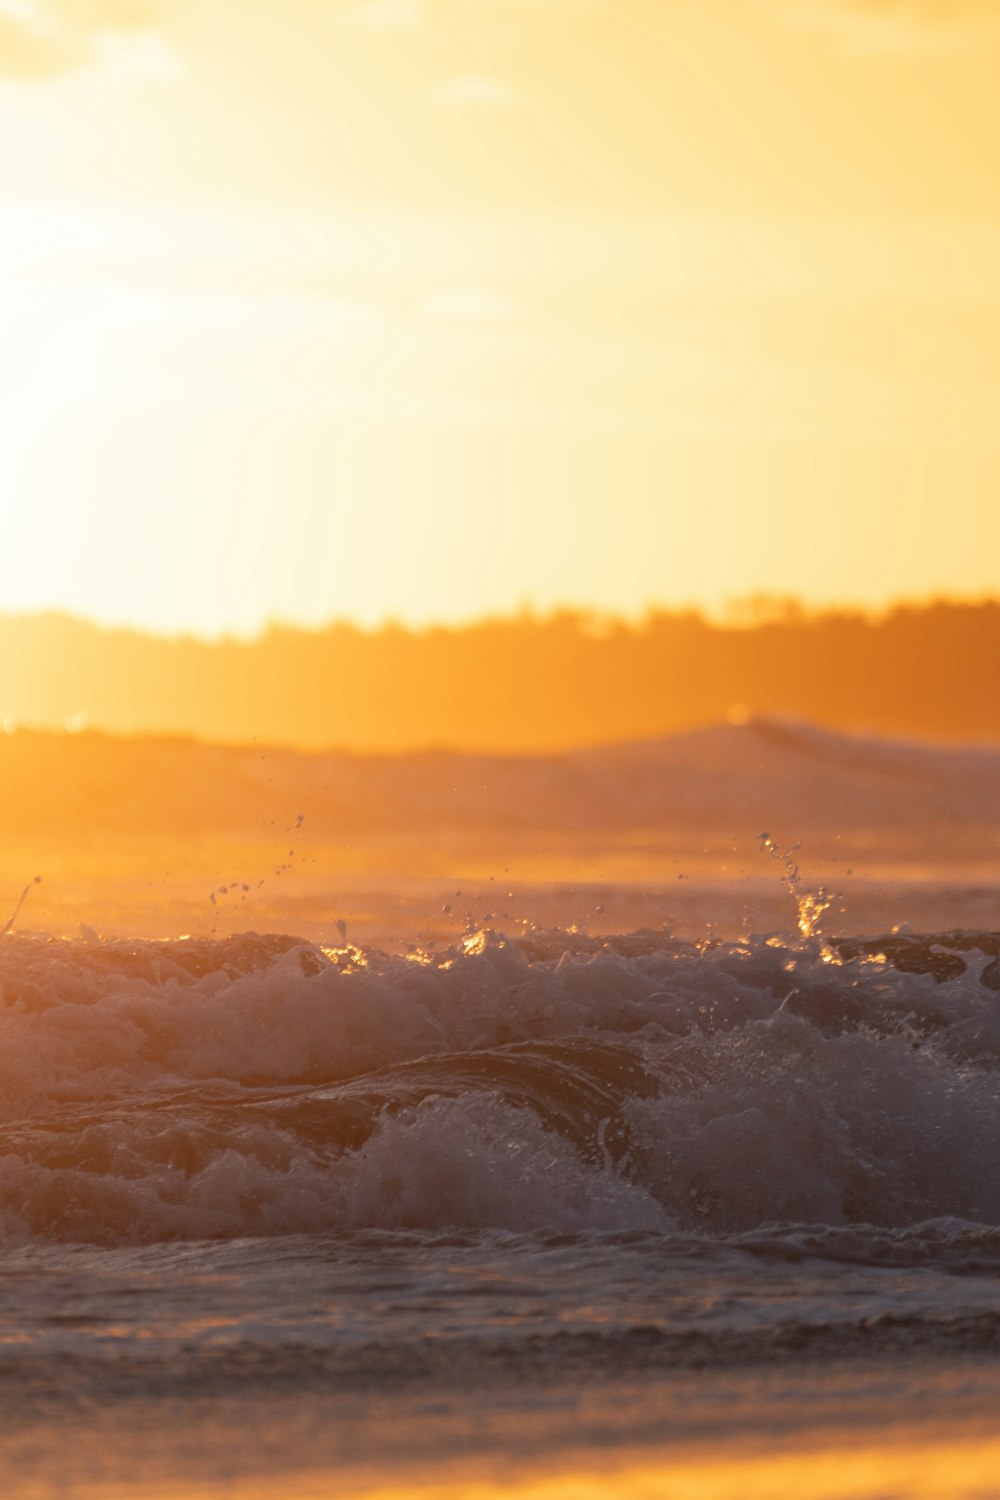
3, 923, 1000, 1245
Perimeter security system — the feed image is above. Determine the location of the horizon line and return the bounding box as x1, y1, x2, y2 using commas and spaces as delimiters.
2, 591, 998, 646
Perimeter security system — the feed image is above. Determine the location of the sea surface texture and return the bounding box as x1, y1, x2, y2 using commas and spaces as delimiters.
7, 920, 1000, 1243
4, 919, 1000, 1495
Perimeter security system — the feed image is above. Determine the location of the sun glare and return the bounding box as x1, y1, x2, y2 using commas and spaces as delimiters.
0, 1, 996, 635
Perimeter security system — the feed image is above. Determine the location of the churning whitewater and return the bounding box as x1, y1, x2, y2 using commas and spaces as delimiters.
3, 922, 1000, 1250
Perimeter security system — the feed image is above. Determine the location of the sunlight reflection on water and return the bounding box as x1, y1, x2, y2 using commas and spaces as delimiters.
17, 1430, 1000, 1500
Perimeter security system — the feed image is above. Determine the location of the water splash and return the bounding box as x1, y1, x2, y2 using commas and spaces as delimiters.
2, 875, 41, 936
758, 834, 833, 940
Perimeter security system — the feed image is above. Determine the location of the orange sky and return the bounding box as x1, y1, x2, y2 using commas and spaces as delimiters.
1, 1, 999, 635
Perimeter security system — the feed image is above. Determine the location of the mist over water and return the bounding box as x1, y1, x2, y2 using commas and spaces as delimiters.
2, 713, 1000, 944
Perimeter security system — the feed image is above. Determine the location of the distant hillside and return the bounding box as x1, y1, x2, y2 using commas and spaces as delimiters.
1, 601, 998, 751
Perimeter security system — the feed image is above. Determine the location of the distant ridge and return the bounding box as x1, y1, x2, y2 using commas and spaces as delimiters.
1, 601, 998, 752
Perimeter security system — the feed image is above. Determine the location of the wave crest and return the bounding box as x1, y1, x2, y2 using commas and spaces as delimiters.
3, 924, 1000, 1244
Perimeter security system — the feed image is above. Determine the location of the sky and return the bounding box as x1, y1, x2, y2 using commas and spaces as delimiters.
1, 0, 999, 635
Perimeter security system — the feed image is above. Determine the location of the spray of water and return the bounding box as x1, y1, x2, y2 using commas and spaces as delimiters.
3, 875, 41, 936
758, 835, 833, 940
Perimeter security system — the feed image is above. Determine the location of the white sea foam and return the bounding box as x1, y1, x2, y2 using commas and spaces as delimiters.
2, 924, 1000, 1243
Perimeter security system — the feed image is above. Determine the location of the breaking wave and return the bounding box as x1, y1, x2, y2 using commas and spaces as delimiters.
3, 923, 1000, 1247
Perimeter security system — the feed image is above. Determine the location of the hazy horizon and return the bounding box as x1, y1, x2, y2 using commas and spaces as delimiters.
3, 595, 999, 752
6, 587, 998, 643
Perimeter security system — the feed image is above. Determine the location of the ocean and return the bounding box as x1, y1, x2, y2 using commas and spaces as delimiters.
5, 910, 1000, 1497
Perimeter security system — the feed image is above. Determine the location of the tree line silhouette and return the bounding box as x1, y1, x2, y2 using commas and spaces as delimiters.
1, 599, 997, 750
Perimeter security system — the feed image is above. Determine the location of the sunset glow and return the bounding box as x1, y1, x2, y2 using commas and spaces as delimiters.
1, 1, 999, 634
4, 11, 1000, 1500
18, 1428, 1000, 1500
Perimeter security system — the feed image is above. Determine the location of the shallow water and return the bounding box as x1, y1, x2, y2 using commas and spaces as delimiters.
4, 921, 1000, 1494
